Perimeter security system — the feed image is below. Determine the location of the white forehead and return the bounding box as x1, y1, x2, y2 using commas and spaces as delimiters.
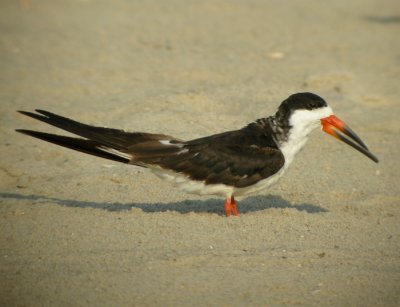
289, 106, 333, 127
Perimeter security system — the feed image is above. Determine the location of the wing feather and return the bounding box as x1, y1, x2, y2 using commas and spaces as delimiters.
148, 127, 285, 188
17, 110, 284, 188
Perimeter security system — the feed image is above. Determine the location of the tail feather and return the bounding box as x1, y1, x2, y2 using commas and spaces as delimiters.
16, 109, 187, 166
16, 129, 131, 163
18, 110, 179, 150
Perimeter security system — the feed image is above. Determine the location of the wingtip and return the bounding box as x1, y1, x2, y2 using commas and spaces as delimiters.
17, 110, 30, 115
17, 109, 52, 122
15, 129, 32, 134
17, 110, 40, 117
15, 129, 35, 137
17, 109, 52, 116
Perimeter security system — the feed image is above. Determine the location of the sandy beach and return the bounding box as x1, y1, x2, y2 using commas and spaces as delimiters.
1, 0, 399, 305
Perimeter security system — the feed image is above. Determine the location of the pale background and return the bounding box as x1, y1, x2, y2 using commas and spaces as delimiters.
1, 0, 399, 306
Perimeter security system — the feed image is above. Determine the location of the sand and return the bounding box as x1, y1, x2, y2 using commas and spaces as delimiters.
1, 0, 399, 306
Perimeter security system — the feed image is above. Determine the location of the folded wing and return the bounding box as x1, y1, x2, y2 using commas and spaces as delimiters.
17, 110, 285, 188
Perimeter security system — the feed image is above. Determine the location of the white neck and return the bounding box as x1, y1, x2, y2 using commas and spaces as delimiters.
279, 106, 333, 169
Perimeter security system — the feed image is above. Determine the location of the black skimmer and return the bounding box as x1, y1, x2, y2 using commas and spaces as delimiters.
16, 92, 378, 216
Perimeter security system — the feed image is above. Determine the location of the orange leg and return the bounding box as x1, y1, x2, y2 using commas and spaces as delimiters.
231, 196, 238, 216
224, 196, 238, 217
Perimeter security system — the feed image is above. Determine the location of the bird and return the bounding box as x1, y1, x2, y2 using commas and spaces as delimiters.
16, 92, 378, 217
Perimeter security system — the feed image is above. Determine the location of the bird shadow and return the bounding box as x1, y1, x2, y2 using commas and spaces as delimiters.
364, 15, 400, 24
0, 192, 327, 216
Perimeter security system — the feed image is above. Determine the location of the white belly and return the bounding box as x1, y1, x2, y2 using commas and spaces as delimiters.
150, 164, 288, 198
233, 166, 287, 196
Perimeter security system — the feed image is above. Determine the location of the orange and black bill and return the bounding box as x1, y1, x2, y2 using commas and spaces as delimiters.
321, 115, 379, 163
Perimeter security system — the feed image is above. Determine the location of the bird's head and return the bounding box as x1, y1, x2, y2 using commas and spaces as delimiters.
279, 92, 378, 163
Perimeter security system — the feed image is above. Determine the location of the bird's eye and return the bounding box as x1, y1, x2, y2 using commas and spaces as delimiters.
308, 103, 317, 109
